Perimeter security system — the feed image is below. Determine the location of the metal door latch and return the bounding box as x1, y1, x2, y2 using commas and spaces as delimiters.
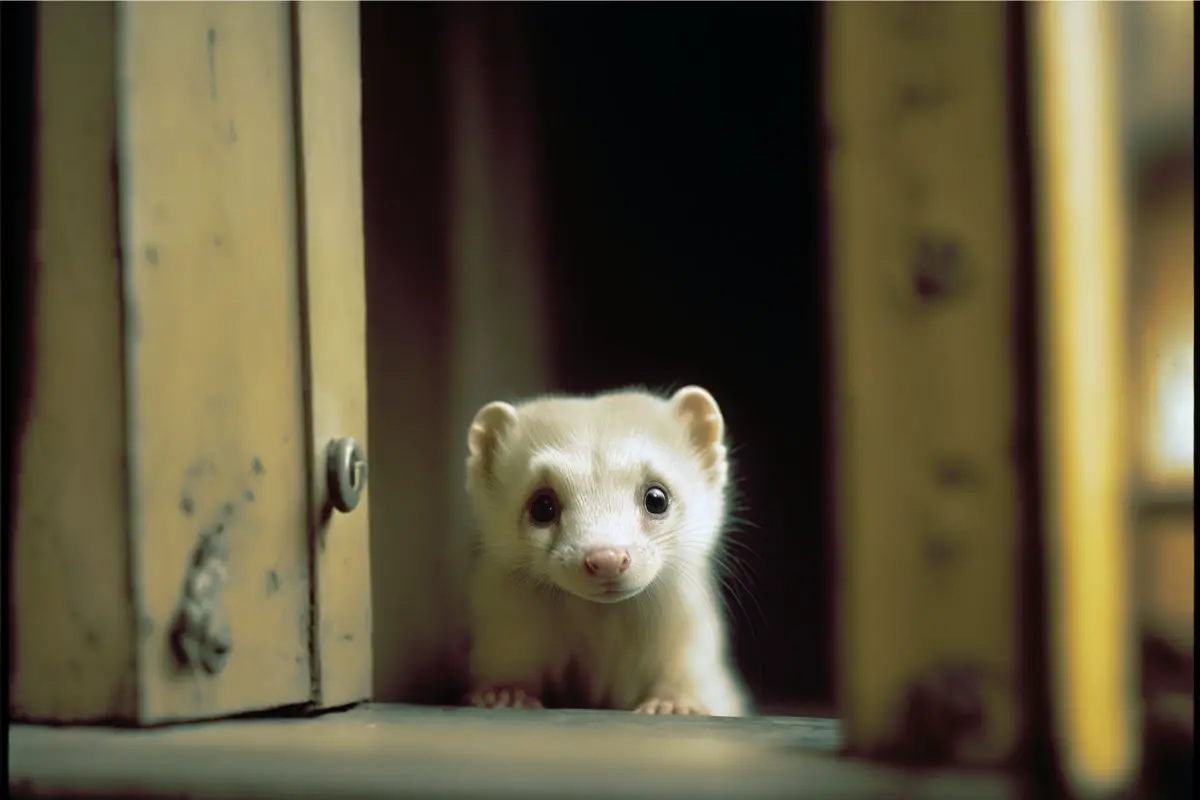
326, 436, 368, 513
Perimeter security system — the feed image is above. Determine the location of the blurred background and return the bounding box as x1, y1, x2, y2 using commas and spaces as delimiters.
1119, 0, 1194, 747
359, 0, 1193, 723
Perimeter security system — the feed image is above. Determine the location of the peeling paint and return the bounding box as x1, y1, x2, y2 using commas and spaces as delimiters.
170, 456, 269, 675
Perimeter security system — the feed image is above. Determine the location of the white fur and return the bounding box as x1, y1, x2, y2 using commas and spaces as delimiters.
464, 386, 749, 716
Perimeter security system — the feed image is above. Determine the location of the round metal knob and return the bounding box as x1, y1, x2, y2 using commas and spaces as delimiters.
326, 437, 368, 513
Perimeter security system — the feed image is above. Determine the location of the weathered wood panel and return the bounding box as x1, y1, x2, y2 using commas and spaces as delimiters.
10, 1, 137, 723
825, 3, 1022, 766
118, 0, 312, 722
10, 1, 350, 724
293, 0, 374, 708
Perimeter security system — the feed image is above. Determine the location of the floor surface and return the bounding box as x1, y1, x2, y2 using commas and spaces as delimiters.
10, 703, 1020, 799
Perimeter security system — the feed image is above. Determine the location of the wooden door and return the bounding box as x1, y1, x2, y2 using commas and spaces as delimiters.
9, 0, 371, 725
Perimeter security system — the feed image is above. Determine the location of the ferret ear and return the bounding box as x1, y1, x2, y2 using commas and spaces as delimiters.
467, 401, 519, 480
670, 385, 728, 484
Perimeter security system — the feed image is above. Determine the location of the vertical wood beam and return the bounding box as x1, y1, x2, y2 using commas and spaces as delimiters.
826, 3, 1024, 766
1029, 3, 1140, 794
293, 0, 374, 709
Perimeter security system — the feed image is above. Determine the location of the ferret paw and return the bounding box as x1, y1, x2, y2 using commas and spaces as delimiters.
633, 698, 709, 716
468, 687, 544, 710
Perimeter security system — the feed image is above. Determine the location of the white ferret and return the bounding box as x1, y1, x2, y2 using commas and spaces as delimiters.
463, 385, 750, 716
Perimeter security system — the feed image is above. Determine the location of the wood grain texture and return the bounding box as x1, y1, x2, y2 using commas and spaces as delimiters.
117, 0, 312, 721
293, 0, 374, 708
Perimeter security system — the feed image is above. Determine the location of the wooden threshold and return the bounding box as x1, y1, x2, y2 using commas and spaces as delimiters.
9, 703, 1021, 799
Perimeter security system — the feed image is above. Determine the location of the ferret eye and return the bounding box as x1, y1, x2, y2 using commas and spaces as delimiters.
643, 484, 670, 517
528, 489, 559, 526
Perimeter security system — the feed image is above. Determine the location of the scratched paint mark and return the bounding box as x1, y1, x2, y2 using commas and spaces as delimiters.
186, 458, 216, 480
251, 457, 265, 476
266, 570, 280, 596
145, 245, 158, 266
228, 120, 238, 143
206, 28, 218, 101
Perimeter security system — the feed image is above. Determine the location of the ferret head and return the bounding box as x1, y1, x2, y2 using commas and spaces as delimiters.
465, 386, 730, 604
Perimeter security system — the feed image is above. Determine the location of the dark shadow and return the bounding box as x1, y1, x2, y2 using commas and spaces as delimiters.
1, 0, 40, 687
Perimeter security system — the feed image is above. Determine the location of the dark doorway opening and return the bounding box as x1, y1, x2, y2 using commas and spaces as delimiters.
527, 4, 831, 712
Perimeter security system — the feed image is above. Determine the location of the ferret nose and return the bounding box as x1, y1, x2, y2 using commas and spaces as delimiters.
584, 548, 631, 579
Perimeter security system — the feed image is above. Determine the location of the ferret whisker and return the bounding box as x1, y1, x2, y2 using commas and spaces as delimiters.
714, 575, 748, 626
722, 514, 759, 533
718, 535, 759, 556
720, 569, 767, 632
713, 548, 765, 600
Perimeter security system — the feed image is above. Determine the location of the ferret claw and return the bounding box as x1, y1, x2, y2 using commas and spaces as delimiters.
469, 687, 544, 710
633, 698, 708, 716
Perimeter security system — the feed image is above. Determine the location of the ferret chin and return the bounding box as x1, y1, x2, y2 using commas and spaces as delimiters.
463, 385, 750, 717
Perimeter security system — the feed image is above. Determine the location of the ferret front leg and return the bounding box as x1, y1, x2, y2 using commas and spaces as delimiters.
469, 686, 543, 710
632, 663, 712, 716
634, 696, 707, 716
467, 629, 549, 709
467, 637, 547, 709
465, 592, 553, 710
632, 646, 744, 717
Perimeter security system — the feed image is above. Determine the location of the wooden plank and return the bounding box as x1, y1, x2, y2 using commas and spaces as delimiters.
825, 3, 1022, 766
292, 0, 374, 708
116, 1, 312, 721
1028, 2, 1140, 794
10, 1, 137, 723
